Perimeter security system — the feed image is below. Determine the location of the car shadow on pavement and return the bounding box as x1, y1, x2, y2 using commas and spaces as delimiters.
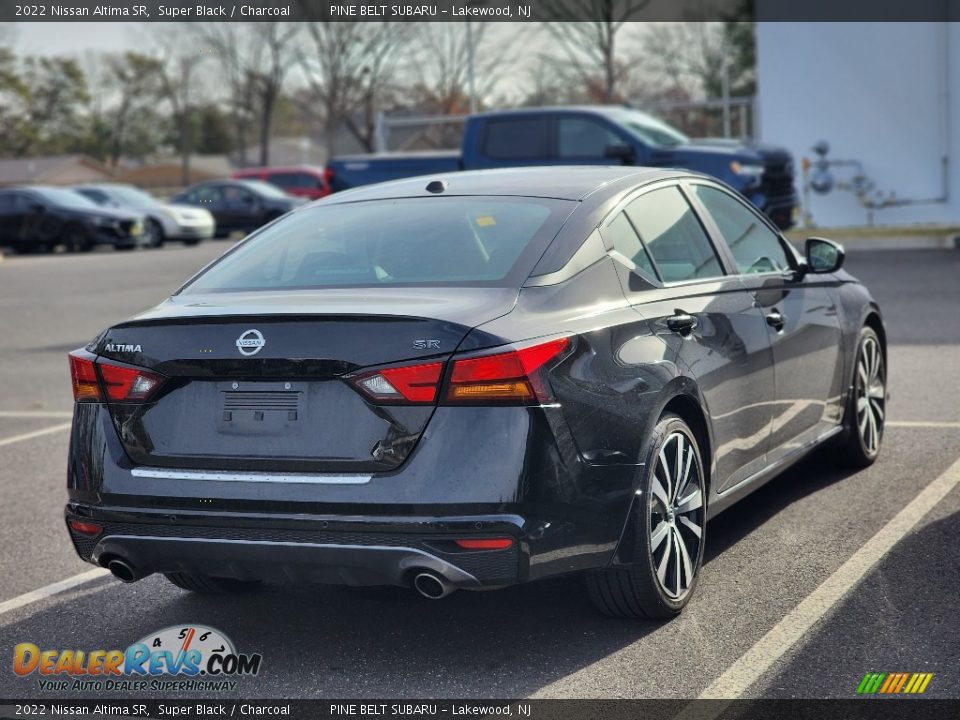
703, 447, 857, 564
751, 507, 960, 698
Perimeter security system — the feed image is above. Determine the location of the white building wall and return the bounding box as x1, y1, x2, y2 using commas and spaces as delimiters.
757, 22, 960, 227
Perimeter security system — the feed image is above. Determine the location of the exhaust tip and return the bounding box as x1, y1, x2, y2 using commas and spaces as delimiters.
413, 572, 454, 599
107, 559, 140, 584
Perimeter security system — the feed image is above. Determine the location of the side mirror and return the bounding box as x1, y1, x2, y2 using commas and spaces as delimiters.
604, 143, 635, 165
805, 237, 845, 273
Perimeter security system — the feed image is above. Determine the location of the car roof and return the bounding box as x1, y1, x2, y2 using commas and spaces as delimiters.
323, 166, 680, 203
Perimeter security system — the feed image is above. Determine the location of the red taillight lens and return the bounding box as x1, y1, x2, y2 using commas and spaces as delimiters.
67, 519, 102, 537
453, 538, 514, 550
352, 361, 444, 404
323, 166, 335, 187
98, 362, 164, 402
69, 353, 102, 402
68, 352, 164, 403
445, 337, 570, 405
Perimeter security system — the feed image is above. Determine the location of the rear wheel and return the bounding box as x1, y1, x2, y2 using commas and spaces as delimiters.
586, 413, 706, 619
145, 219, 165, 248
838, 326, 886, 467
164, 572, 262, 595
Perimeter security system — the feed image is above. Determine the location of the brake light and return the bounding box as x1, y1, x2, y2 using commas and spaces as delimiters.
323, 166, 335, 187
352, 361, 444, 404
68, 352, 164, 403
69, 353, 101, 402
445, 337, 570, 405
98, 362, 164, 401
454, 538, 513, 550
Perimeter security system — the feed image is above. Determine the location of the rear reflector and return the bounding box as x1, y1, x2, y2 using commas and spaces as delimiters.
68, 351, 164, 403
445, 337, 570, 405
454, 538, 514, 550
69, 353, 101, 402
67, 519, 102, 537
352, 361, 443, 404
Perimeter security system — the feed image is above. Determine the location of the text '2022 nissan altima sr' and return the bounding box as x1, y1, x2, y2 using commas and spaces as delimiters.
66, 167, 886, 618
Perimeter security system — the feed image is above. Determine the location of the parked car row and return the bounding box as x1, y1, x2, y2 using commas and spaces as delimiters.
0, 177, 309, 254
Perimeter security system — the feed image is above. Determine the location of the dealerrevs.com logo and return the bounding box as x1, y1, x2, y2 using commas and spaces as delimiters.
13, 625, 262, 692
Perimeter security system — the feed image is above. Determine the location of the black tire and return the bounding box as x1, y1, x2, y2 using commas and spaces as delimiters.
164, 572, 262, 595
63, 224, 91, 253
146, 219, 165, 248
837, 326, 886, 468
586, 413, 707, 619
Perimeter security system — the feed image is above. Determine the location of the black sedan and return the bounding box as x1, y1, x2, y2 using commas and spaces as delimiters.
65, 167, 885, 619
170, 179, 304, 237
0, 186, 146, 253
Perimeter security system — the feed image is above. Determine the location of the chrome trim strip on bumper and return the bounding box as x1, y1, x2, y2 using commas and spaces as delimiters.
130, 467, 372, 485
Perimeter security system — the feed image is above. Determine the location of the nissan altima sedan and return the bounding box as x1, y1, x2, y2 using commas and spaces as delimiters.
65, 167, 886, 619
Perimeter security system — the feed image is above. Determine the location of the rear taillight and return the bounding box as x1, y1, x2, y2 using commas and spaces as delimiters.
69, 353, 101, 402
68, 351, 164, 403
348, 336, 570, 407
445, 337, 570, 405
323, 166, 335, 189
352, 361, 444, 405
67, 519, 102, 537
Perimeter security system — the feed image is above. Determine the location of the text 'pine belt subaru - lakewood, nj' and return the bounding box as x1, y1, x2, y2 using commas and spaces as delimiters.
66, 166, 885, 618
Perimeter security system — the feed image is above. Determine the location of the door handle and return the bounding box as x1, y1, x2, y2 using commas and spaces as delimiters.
666, 312, 698, 335
766, 310, 786, 331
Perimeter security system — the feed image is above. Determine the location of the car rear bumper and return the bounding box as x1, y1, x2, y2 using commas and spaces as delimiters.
66, 505, 524, 588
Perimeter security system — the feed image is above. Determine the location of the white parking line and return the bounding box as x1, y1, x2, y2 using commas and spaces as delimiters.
697, 452, 960, 699
887, 420, 960, 429
0, 411, 72, 419
0, 568, 111, 617
0, 422, 72, 448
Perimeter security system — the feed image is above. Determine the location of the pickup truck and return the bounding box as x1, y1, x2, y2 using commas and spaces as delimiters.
325, 105, 799, 228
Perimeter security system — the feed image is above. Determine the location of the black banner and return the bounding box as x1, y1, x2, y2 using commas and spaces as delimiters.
3, 0, 960, 23
0, 700, 957, 720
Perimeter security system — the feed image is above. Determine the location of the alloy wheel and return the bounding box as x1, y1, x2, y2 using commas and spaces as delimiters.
649, 431, 705, 600
856, 336, 885, 455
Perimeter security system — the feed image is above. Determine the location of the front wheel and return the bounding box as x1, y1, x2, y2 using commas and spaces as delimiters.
837, 326, 886, 467
586, 413, 707, 619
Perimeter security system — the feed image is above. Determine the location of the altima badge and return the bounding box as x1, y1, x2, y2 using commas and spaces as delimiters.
236, 329, 266, 356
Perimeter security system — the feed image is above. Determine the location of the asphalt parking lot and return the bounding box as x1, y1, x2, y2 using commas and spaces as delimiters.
0, 243, 958, 700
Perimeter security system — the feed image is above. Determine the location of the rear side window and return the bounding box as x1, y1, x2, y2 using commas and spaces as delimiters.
692, 185, 792, 275
180, 197, 573, 293
605, 212, 656, 278
268, 172, 320, 190
625, 187, 724, 282
558, 117, 622, 158
482, 118, 550, 160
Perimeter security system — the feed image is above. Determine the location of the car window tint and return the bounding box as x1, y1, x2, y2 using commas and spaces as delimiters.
191, 186, 223, 204
693, 185, 791, 275
482, 117, 550, 159
268, 172, 319, 190
606, 211, 656, 278
180, 197, 572, 292
0, 194, 12, 210
558, 117, 622, 158
625, 187, 724, 282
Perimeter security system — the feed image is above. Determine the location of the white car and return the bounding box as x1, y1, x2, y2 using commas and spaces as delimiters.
73, 184, 215, 247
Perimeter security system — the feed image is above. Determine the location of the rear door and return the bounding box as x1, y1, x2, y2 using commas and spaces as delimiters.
687, 182, 845, 456
602, 182, 776, 492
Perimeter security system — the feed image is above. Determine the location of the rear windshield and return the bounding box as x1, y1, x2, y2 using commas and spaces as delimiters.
179, 196, 573, 293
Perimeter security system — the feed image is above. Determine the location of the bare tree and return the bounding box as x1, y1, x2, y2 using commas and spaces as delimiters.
150, 27, 209, 185
300, 22, 411, 156
103, 53, 163, 166
195, 23, 300, 166
541, 0, 651, 102
640, 22, 727, 98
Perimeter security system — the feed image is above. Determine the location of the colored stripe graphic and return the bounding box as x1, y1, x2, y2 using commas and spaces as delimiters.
857, 672, 932, 694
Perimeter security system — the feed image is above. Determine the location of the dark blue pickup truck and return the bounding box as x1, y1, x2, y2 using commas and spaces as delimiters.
325, 105, 799, 228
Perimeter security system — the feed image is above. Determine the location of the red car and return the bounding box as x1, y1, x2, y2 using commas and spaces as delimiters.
231, 166, 331, 200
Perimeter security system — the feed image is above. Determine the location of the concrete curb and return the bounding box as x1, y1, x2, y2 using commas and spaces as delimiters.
785, 226, 960, 251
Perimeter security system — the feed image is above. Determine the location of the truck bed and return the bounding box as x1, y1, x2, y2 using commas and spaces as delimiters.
327, 151, 462, 193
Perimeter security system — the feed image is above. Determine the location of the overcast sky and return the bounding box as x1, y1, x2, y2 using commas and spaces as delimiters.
14, 22, 142, 55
